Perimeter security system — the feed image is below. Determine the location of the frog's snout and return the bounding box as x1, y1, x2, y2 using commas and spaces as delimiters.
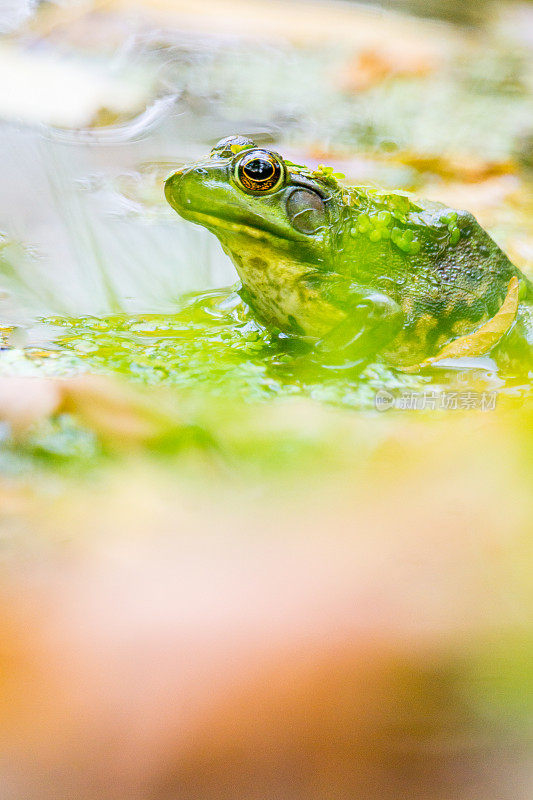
164, 169, 183, 208
165, 166, 207, 212
165, 165, 215, 218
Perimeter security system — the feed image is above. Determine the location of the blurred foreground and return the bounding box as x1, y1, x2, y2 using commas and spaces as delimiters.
1, 374, 533, 799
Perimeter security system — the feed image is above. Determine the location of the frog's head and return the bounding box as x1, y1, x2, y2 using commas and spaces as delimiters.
165, 136, 344, 273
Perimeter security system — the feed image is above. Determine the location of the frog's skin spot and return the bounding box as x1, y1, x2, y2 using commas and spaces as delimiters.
249, 256, 268, 271
414, 313, 438, 340
451, 317, 476, 337
435, 332, 452, 350
288, 314, 306, 335
402, 296, 415, 316
443, 298, 458, 318
384, 326, 432, 366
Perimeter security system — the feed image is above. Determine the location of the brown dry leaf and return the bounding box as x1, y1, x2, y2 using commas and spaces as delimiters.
0, 377, 62, 436
105, 0, 458, 52
421, 176, 521, 223
59, 375, 182, 450
389, 152, 515, 182
29, 0, 109, 38
340, 47, 438, 93
0, 375, 184, 450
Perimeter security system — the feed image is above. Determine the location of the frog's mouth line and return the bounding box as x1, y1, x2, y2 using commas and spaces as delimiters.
178, 207, 305, 245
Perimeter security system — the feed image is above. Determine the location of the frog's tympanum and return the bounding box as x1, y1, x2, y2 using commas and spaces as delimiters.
165, 136, 533, 371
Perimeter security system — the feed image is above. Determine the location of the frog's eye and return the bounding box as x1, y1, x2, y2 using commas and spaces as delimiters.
234, 149, 285, 194
286, 188, 326, 235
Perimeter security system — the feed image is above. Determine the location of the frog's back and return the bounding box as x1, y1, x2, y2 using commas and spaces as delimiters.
335, 187, 528, 364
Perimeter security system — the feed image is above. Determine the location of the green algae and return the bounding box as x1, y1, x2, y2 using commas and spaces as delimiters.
44, 287, 425, 409
0, 287, 430, 478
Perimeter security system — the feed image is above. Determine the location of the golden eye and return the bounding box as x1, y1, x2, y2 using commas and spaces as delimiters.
234, 149, 285, 194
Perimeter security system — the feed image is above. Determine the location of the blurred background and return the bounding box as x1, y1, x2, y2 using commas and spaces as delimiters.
1, 0, 533, 319
1, 2, 533, 799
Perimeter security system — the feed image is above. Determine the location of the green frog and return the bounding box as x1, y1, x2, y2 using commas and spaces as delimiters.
165, 135, 533, 371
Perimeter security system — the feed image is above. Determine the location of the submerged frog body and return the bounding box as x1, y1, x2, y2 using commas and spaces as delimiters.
165, 136, 533, 370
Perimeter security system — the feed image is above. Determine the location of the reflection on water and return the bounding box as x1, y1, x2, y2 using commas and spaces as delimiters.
0, 116, 234, 320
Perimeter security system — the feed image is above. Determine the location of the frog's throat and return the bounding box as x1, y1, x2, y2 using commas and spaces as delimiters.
221, 241, 341, 338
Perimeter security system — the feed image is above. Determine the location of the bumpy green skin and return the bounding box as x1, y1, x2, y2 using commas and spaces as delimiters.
331, 189, 532, 365
165, 137, 533, 368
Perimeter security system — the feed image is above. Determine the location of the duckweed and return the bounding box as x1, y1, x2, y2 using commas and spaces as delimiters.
352, 206, 421, 254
